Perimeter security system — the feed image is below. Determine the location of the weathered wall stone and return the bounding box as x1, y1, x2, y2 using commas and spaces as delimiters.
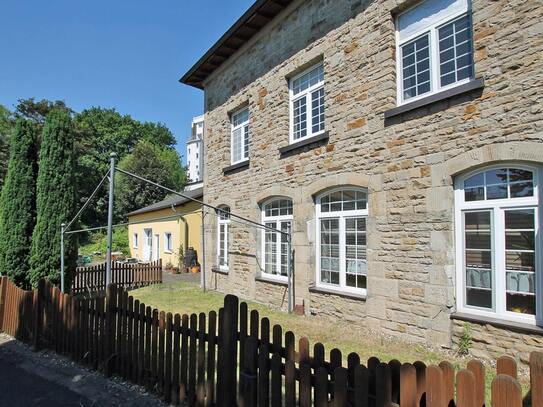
200, 0, 543, 362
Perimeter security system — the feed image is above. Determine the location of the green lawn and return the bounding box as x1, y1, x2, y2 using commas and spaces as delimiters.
131, 280, 530, 401
132, 280, 458, 365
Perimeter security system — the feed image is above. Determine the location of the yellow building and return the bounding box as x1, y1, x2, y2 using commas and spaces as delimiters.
126, 188, 203, 268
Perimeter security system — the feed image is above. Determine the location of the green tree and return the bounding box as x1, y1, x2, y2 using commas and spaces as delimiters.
0, 105, 13, 186
74, 107, 177, 226
115, 140, 186, 219
29, 109, 78, 287
0, 119, 38, 288
15, 97, 71, 125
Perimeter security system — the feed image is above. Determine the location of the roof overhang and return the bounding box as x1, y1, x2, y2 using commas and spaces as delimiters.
180, 0, 293, 89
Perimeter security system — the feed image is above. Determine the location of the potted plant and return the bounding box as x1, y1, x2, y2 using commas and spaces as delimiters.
165, 261, 174, 273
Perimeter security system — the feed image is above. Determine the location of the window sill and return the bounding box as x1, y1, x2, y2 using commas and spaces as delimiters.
309, 285, 366, 301
278, 131, 329, 157
255, 275, 288, 286
211, 267, 229, 275
384, 78, 485, 119
451, 312, 543, 335
223, 160, 249, 175
164, 250, 173, 254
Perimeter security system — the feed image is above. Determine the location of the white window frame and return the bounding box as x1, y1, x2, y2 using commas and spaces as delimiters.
133, 232, 138, 249
454, 164, 543, 326
315, 187, 368, 296
261, 198, 293, 282
289, 63, 325, 144
164, 232, 173, 253
395, 0, 473, 105
230, 107, 250, 165
217, 207, 230, 271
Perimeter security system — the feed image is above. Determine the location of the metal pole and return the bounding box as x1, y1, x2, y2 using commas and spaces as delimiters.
287, 230, 293, 313
105, 153, 117, 286
201, 209, 206, 292
60, 223, 65, 293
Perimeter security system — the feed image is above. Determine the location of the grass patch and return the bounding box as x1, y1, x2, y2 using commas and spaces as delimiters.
131, 280, 531, 401
133, 280, 452, 364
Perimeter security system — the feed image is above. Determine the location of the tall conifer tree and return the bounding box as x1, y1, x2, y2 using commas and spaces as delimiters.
29, 109, 77, 287
0, 119, 37, 288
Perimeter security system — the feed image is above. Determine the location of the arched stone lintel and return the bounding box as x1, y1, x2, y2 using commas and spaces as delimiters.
302, 172, 371, 203
445, 141, 543, 177
254, 185, 297, 206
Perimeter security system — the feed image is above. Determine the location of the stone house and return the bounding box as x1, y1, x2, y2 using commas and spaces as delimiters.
180, 0, 543, 362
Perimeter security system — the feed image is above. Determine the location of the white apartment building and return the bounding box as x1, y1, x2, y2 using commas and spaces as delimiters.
186, 114, 204, 190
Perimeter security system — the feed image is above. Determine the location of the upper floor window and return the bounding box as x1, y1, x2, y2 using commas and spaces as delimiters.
316, 188, 368, 294
289, 63, 325, 143
133, 233, 138, 249
231, 107, 250, 164
454, 165, 541, 325
396, 0, 474, 104
217, 206, 231, 270
261, 199, 293, 280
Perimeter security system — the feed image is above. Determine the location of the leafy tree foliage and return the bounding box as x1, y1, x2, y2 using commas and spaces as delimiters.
115, 140, 187, 219
0, 119, 38, 288
29, 109, 78, 287
74, 107, 178, 226
0, 105, 13, 187
14, 97, 72, 125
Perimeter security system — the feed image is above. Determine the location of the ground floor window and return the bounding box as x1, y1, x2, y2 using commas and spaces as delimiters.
316, 188, 368, 293
455, 165, 541, 324
262, 198, 292, 279
164, 232, 173, 253
217, 206, 230, 270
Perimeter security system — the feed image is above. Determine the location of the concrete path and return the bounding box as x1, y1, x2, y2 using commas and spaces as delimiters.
162, 270, 200, 285
0, 334, 164, 407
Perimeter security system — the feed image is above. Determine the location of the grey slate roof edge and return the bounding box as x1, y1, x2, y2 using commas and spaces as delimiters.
126, 187, 203, 217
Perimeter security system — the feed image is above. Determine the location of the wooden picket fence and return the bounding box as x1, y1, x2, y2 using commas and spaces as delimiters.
0, 275, 542, 406
71, 259, 162, 294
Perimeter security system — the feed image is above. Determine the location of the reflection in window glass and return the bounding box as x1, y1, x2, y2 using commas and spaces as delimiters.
464, 168, 534, 201
464, 211, 493, 309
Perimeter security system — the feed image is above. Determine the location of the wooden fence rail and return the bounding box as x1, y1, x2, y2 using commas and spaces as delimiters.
70, 260, 162, 294
0, 276, 541, 406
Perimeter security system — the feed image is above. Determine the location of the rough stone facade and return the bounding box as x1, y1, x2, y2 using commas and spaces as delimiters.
199, 0, 543, 360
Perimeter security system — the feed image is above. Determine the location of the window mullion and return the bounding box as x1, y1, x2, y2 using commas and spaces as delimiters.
276, 229, 281, 276
306, 91, 312, 136
494, 207, 505, 316
430, 27, 439, 94
339, 216, 346, 289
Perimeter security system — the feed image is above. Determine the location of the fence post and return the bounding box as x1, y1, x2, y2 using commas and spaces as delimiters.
220, 294, 238, 407
105, 284, 117, 377
0, 277, 7, 332
32, 280, 44, 350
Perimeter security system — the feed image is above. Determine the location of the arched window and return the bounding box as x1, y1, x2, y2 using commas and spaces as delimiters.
316, 188, 368, 293
217, 206, 230, 271
261, 198, 293, 279
455, 165, 541, 324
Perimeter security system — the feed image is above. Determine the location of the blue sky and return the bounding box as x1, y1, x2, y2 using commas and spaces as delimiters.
0, 0, 254, 163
